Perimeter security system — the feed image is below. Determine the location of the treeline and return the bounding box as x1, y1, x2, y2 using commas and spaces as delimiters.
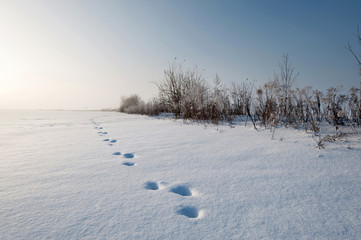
120, 55, 360, 132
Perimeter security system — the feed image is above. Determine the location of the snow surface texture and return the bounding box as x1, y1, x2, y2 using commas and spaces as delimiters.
1, 110, 361, 239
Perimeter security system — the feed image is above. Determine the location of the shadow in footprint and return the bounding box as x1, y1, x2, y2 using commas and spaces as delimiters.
144, 181, 159, 190
110, 139, 117, 143
102, 132, 108, 134
177, 206, 199, 219
103, 139, 110, 141
123, 153, 134, 159
122, 162, 135, 166
170, 185, 192, 196
113, 152, 121, 155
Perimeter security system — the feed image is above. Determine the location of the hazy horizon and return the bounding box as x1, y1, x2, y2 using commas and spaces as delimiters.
1, 0, 360, 110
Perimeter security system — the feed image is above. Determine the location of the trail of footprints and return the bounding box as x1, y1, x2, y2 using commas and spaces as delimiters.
90, 119, 203, 219
91, 120, 136, 166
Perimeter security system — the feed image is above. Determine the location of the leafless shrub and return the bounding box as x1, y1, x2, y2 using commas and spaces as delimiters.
276, 54, 299, 124
181, 67, 208, 121
322, 86, 349, 131
312, 133, 325, 149
120, 95, 161, 116
254, 80, 280, 127
155, 63, 184, 118
120, 94, 142, 113
230, 79, 257, 129
345, 26, 361, 126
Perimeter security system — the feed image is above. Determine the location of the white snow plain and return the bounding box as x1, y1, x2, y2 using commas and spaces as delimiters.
1, 110, 361, 239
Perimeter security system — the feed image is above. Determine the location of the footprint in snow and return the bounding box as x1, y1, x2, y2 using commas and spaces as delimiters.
144, 181, 167, 190
122, 162, 135, 167
113, 152, 121, 155
103, 139, 110, 141
145, 181, 159, 190
123, 153, 134, 159
110, 139, 117, 143
170, 185, 192, 196
177, 206, 203, 219
102, 132, 108, 134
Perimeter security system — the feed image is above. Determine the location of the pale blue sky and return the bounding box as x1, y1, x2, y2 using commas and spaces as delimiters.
0, 0, 360, 110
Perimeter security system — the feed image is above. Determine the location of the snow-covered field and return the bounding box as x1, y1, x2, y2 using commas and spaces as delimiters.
1, 110, 361, 239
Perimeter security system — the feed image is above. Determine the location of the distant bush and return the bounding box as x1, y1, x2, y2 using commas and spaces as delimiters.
119, 94, 142, 114
119, 95, 161, 116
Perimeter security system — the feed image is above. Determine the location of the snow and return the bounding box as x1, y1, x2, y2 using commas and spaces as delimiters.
1, 110, 361, 239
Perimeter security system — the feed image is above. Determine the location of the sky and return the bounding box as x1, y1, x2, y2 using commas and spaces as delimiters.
0, 0, 360, 110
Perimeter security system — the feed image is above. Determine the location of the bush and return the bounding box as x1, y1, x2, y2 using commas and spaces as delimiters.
119, 59, 360, 133
119, 94, 142, 113
119, 95, 162, 116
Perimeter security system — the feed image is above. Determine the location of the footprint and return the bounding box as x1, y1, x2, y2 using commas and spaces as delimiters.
123, 153, 134, 159
144, 181, 159, 190
177, 206, 202, 219
110, 139, 117, 143
108, 144, 113, 146
122, 162, 135, 167
103, 139, 110, 141
113, 152, 121, 155
170, 185, 192, 196
97, 131, 103, 134
102, 132, 108, 134
99, 127, 103, 129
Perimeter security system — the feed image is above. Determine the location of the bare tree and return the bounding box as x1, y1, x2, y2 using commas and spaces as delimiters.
276, 54, 299, 124
322, 86, 348, 131
181, 67, 207, 120
346, 26, 361, 125
313, 90, 323, 122
230, 80, 253, 115
230, 80, 256, 129
254, 80, 280, 127
155, 63, 185, 118
349, 87, 359, 122
209, 74, 224, 122
298, 86, 321, 132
